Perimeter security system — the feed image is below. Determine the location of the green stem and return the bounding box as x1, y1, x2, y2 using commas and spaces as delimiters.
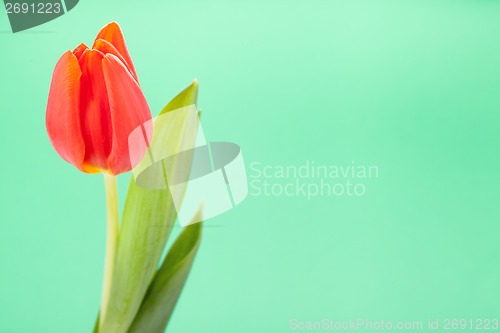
100, 174, 119, 327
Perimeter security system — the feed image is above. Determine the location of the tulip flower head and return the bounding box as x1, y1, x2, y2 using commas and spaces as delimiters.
46, 22, 151, 175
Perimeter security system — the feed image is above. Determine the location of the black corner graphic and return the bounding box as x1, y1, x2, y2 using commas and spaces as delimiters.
4, 0, 79, 33
64, 0, 77, 11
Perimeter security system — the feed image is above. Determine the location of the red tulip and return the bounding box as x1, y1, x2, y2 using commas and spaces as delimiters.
46, 22, 151, 175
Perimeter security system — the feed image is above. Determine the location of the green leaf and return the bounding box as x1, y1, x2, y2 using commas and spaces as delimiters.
160, 79, 198, 115
98, 80, 199, 333
127, 213, 203, 333
92, 314, 99, 333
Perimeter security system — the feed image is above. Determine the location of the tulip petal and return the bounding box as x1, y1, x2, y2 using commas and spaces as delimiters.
79, 49, 113, 173
102, 53, 151, 175
93, 39, 138, 82
94, 22, 137, 80
73, 42, 88, 60
46, 51, 85, 171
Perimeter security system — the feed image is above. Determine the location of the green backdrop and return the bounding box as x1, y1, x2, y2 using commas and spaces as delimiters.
1, 0, 499, 332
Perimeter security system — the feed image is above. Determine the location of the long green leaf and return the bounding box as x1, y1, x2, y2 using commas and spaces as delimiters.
128, 213, 203, 333
98, 80, 199, 333
160, 79, 199, 116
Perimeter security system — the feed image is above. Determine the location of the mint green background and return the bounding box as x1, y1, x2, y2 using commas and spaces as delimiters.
1, 0, 500, 332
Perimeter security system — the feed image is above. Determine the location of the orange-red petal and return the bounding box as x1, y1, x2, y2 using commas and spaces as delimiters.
46, 51, 85, 171
102, 54, 151, 175
93, 38, 138, 82
93, 22, 138, 80
78, 49, 112, 173
72, 42, 89, 60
